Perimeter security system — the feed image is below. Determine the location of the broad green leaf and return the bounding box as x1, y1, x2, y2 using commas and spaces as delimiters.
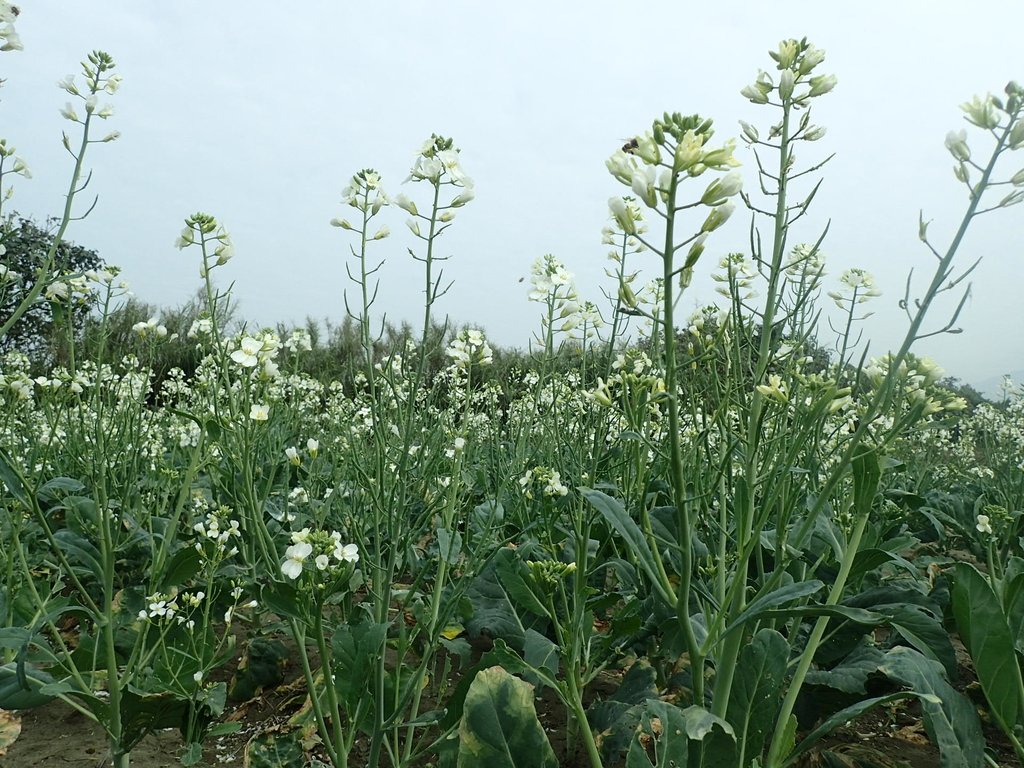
244, 729, 306, 768
590, 661, 658, 763
581, 489, 673, 606
466, 552, 529, 650
723, 580, 825, 640
159, 546, 203, 590
851, 448, 881, 519
456, 666, 558, 768
53, 529, 104, 583
879, 646, 985, 768
805, 645, 886, 694
0, 663, 56, 709
437, 526, 463, 564
1002, 570, 1024, 654
522, 629, 558, 684
788, 691, 931, 763
888, 604, 957, 680
494, 551, 549, 619
0, 447, 30, 509
952, 563, 1021, 732
757, 605, 887, 626
727, 629, 787, 766
259, 581, 304, 622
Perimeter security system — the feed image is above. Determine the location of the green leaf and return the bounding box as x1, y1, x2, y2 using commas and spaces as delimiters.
888, 604, 957, 680
0, 663, 56, 709
590, 661, 658, 763
53, 529, 104, 582
788, 691, 930, 763
952, 563, 1021, 732
180, 742, 203, 766
244, 729, 306, 768
581, 489, 673, 605
522, 629, 559, 684
159, 546, 203, 591
851, 448, 881, 519
626, 701, 734, 768
259, 581, 304, 622
1001, 570, 1024, 654
727, 629, 787, 766
494, 551, 549, 619
332, 621, 388, 711
879, 646, 985, 768
437, 526, 464, 564
456, 666, 558, 768
466, 552, 531, 650
723, 581, 825, 640
0, 447, 30, 508
805, 645, 886, 694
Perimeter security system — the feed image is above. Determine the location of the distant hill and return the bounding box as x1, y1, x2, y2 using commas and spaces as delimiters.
972, 369, 1024, 401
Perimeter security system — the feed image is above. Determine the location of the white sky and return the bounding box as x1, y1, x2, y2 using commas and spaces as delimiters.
3, 1, 1022, 386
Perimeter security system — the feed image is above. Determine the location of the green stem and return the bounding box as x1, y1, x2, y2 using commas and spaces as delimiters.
661, 168, 704, 704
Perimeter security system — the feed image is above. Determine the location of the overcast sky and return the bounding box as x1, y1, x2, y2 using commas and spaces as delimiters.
3, 1, 1022, 387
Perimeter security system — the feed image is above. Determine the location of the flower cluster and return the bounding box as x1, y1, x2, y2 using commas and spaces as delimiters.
330, 168, 390, 234
398, 135, 474, 235
132, 316, 168, 339
446, 329, 493, 369
175, 213, 233, 277
281, 528, 359, 580
828, 268, 881, 310
519, 466, 569, 500
0, 1, 21, 51
57, 51, 122, 143
740, 39, 835, 106
230, 330, 281, 378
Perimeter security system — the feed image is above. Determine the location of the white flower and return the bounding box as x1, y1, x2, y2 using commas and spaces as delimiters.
394, 193, 418, 215
231, 336, 262, 367
976, 514, 993, 535
281, 541, 313, 579
249, 403, 270, 421
306, 438, 319, 457
334, 543, 359, 563
315, 554, 330, 571
285, 446, 300, 465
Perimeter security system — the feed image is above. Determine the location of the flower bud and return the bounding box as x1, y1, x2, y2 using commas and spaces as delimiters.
700, 172, 743, 205
944, 130, 970, 162
798, 45, 826, 75
778, 69, 795, 101
961, 94, 1000, 129
684, 234, 707, 268
635, 133, 661, 165
1009, 121, 1024, 150
608, 197, 636, 234
330, 217, 353, 230
740, 84, 769, 104
807, 74, 837, 97
450, 186, 475, 207
700, 201, 735, 233
394, 193, 418, 215
775, 40, 799, 70
1011, 168, 1024, 186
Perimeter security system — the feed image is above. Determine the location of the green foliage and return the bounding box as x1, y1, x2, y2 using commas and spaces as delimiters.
456, 666, 558, 768
0, 215, 103, 362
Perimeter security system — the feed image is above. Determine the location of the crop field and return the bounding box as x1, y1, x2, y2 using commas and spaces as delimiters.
2, 12, 1024, 768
